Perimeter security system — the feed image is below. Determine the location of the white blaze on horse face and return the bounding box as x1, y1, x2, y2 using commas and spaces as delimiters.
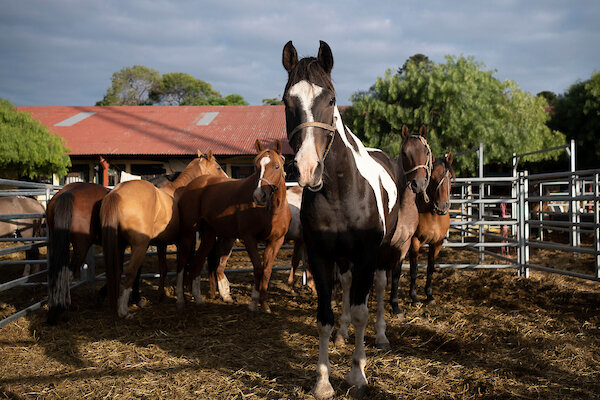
289, 80, 323, 187
334, 106, 397, 236
257, 155, 271, 190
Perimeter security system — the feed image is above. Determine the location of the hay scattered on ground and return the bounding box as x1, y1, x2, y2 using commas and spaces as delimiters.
1, 244, 599, 399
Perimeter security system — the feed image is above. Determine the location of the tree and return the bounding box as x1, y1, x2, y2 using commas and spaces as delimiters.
0, 98, 71, 178
262, 96, 284, 105
549, 71, 600, 169
98, 66, 248, 106
149, 72, 220, 105
348, 55, 565, 174
96, 65, 160, 105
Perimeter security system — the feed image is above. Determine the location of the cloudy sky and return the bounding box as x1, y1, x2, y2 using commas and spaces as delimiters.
1, 0, 599, 106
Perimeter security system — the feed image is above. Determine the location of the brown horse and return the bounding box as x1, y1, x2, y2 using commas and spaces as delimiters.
0, 196, 45, 276
409, 152, 454, 305
101, 151, 227, 318
46, 182, 109, 324
46, 174, 180, 324
176, 140, 290, 313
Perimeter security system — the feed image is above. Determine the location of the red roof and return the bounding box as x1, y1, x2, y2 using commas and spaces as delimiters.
16, 105, 291, 156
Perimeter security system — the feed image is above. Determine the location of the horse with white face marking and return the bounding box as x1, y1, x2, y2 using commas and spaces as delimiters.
282, 40, 402, 399
176, 140, 290, 313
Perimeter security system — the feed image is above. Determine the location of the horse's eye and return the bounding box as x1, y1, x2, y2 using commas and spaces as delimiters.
275, 165, 280, 169
329, 97, 336, 106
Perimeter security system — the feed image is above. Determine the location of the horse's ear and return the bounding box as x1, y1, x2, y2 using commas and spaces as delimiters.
401, 124, 409, 140
318, 40, 334, 75
446, 151, 453, 166
275, 139, 282, 155
255, 139, 263, 153
197, 150, 203, 158
207, 149, 213, 160
282, 41, 298, 73
419, 124, 427, 138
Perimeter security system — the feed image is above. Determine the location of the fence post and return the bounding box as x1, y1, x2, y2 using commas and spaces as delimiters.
517, 171, 530, 278
595, 173, 600, 279
478, 143, 484, 264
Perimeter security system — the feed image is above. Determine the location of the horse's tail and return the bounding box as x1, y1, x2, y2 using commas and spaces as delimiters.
100, 192, 121, 314
47, 191, 73, 324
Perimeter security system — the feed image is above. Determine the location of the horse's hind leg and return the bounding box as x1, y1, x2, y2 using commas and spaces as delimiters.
287, 241, 303, 294
189, 230, 217, 305
253, 235, 285, 313
374, 268, 391, 350
389, 259, 404, 316
156, 244, 168, 302
334, 261, 351, 346
424, 242, 442, 305
118, 242, 149, 318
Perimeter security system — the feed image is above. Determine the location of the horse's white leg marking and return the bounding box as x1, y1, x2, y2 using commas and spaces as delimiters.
374, 269, 390, 349
335, 270, 352, 345
313, 322, 335, 399
192, 275, 203, 304
22, 264, 31, 277
118, 287, 132, 318
248, 287, 260, 311
289, 81, 323, 187
217, 275, 232, 302
176, 270, 185, 307
346, 303, 369, 388
333, 106, 397, 234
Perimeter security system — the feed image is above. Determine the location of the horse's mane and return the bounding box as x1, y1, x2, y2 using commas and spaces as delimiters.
434, 157, 456, 181
285, 57, 335, 94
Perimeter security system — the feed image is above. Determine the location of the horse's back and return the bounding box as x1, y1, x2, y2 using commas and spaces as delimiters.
0, 196, 45, 237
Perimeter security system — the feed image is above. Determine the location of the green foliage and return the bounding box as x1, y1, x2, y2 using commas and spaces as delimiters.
262, 96, 284, 105
96, 65, 161, 105
98, 66, 247, 106
348, 55, 565, 175
0, 98, 71, 178
549, 71, 600, 169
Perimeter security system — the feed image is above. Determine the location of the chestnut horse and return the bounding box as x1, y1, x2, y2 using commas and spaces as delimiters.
46, 174, 182, 324
409, 152, 454, 305
176, 140, 290, 313
101, 151, 227, 318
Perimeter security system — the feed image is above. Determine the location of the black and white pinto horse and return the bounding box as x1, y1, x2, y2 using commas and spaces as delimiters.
282, 40, 403, 398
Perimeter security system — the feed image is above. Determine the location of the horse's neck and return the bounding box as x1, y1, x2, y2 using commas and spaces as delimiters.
162, 167, 204, 197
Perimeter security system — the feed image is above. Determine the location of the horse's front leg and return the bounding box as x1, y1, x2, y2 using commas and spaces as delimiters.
243, 237, 263, 312
409, 238, 422, 306
334, 260, 351, 346
210, 236, 234, 302
310, 255, 336, 400
189, 230, 217, 306
257, 235, 285, 313
175, 230, 195, 309
425, 241, 442, 305
374, 268, 391, 350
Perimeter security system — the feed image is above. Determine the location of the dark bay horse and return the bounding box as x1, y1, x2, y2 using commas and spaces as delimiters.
0, 196, 45, 276
176, 140, 290, 313
101, 151, 227, 318
282, 40, 402, 398
46, 182, 109, 324
409, 152, 454, 305
335, 125, 432, 349
46, 173, 188, 324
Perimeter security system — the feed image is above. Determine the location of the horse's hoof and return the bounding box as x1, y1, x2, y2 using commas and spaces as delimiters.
348, 384, 368, 399
334, 333, 346, 347
312, 380, 335, 400
137, 298, 147, 308
248, 301, 258, 312
376, 341, 391, 351
425, 298, 437, 306
262, 304, 272, 314
222, 296, 234, 304
391, 304, 404, 316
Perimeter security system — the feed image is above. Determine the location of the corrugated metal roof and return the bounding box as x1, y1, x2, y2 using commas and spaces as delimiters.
17, 105, 291, 156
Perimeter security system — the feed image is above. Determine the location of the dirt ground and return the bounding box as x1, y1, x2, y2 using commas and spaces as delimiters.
1, 241, 599, 399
